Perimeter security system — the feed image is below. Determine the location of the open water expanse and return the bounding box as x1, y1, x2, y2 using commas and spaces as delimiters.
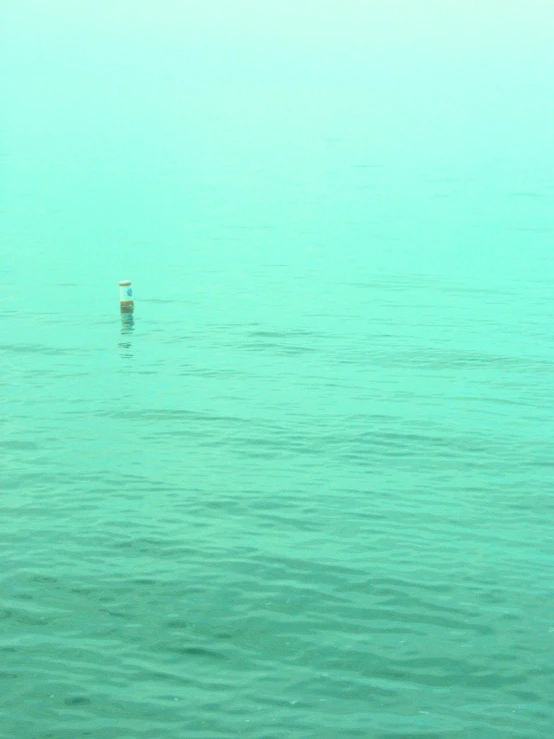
1, 3, 554, 737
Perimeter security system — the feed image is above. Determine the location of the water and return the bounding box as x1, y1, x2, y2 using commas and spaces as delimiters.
1, 3, 554, 737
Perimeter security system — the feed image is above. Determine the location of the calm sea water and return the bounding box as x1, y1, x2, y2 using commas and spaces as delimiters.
1, 3, 554, 737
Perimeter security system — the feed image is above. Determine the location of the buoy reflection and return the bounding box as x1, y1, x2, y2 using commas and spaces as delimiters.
119, 313, 135, 355
121, 313, 135, 336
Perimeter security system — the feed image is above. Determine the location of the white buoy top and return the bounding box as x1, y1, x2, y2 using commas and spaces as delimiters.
119, 279, 134, 311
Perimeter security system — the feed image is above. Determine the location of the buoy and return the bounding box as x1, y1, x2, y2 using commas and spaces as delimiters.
119, 279, 134, 313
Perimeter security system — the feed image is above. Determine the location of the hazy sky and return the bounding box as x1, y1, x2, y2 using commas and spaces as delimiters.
3, 1, 554, 62
2, 1, 553, 284
4, 3, 552, 170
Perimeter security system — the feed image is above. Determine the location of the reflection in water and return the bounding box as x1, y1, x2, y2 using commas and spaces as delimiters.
121, 313, 135, 336
118, 313, 135, 356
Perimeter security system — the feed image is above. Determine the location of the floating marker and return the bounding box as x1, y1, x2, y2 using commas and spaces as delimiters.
119, 279, 134, 313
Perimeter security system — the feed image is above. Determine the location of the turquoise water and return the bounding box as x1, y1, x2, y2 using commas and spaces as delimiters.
2, 3, 554, 737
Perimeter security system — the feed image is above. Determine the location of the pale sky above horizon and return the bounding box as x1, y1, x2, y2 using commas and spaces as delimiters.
1, 1, 553, 289
3, 1, 554, 52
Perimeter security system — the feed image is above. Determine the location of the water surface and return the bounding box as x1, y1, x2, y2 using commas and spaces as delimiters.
1, 2, 553, 737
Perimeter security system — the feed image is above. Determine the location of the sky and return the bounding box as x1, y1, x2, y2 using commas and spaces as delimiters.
1, 1, 553, 286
